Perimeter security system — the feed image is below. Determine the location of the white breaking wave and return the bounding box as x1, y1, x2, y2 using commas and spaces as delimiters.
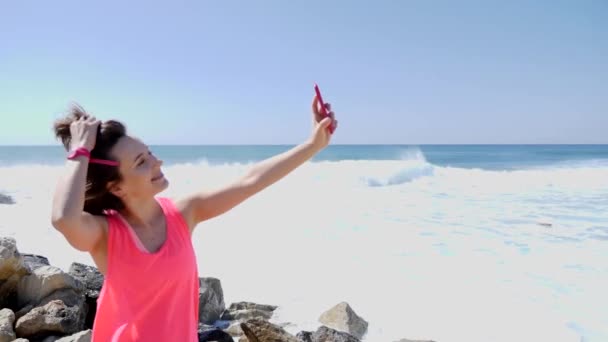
1, 154, 607, 342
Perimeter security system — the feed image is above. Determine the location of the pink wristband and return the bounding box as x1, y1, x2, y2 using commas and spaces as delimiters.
67, 147, 119, 166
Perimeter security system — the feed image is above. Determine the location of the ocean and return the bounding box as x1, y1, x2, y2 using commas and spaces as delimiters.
1, 144, 607, 342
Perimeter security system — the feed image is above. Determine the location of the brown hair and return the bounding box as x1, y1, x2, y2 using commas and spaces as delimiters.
53, 104, 127, 215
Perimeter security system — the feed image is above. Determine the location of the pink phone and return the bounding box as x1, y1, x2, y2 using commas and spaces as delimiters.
314, 83, 335, 134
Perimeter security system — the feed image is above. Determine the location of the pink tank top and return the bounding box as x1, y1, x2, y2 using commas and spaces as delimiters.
92, 197, 199, 342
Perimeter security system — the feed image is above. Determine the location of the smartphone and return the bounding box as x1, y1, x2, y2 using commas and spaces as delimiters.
314, 83, 335, 134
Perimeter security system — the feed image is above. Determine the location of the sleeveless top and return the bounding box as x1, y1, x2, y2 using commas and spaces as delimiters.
92, 197, 199, 341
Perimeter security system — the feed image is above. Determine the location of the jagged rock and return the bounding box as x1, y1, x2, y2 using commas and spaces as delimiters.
22, 255, 50, 273
301, 326, 361, 342
221, 301, 276, 322
0, 308, 16, 342
0, 194, 14, 205
56, 329, 92, 342
228, 302, 277, 312
296, 330, 313, 342
68, 264, 102, 300
199, 277, 225, 325
15, 305, 33, 321
37, 287, 87, 332
0, 274, 23, 310
15, 300, 84, 338
222, 308, 273, 322
231, 320, 295, 338
39, 288, 85, 309
319, 302, 368, 339
240, 318, 299, 342
225, 321, 244, 337
0, 237, 28, 308
18, 266, 84, 307
68, 263, 102, 329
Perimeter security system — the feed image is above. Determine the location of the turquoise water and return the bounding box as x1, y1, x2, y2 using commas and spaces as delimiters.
1, 144, 607, 169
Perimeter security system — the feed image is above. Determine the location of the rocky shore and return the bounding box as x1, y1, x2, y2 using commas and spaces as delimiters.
0, 236, 435, 342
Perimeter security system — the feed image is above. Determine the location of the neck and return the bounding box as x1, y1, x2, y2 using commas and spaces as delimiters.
120, 196, 161, 228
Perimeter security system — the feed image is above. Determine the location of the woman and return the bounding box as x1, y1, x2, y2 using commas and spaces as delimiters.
51, 95, 337, 341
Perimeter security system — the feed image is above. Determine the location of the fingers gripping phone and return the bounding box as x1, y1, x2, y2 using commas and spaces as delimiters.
314, 83, 335, 134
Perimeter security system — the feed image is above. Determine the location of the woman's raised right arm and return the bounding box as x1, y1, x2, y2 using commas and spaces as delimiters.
51, 115, 106, 252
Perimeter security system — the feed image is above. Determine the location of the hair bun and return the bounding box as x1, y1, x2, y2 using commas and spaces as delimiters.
53, 104, 88, 150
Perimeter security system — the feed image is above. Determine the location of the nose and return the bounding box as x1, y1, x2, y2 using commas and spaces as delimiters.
152, 154, 163, 167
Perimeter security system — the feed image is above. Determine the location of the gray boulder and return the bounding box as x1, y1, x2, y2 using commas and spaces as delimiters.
240, 318, 299, 342
296, 330, 313, 342
199, 277, 225, 325
319, 302, 368, 339
228, 302, 277, 312
15, 300, 84, 339
56, 329, 92, 342
15, 305, 33, 322
18, 266, 84, 307
221, 301, 276, 322
37, 287, 88, 331
0, 237, 28, 308
0, 308, 16, 342
298, 325, 361, 342
68, 264, 102, 300
68, 263, 103, 329
22, 254, 50, 273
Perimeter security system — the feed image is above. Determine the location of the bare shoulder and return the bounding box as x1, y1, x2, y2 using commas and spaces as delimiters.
81, 212, 110, 250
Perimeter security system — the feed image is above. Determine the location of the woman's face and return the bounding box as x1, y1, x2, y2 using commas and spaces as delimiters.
108, 136, 168, 200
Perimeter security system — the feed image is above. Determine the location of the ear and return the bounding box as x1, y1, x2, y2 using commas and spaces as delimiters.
107, 181, 125, 198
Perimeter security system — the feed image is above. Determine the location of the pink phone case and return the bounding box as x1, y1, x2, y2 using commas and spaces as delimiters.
314, 83, 335, 134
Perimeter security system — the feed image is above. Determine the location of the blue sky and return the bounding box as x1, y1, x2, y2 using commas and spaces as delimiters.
1, 0, 606, 145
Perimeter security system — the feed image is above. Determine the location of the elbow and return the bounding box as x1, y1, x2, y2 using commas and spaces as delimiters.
51, 211, 62, 227
51, 203, 67, 228
51, 204, 78, 230
240, 174, 261, 196
51, 216, 66, 231
51, 214, 74, 231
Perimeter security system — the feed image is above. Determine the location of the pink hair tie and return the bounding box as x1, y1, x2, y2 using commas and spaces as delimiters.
67, 147, 119, 166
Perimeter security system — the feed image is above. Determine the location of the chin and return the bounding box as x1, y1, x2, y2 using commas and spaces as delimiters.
159, 177, 169, 190
152, 178, 169, 194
